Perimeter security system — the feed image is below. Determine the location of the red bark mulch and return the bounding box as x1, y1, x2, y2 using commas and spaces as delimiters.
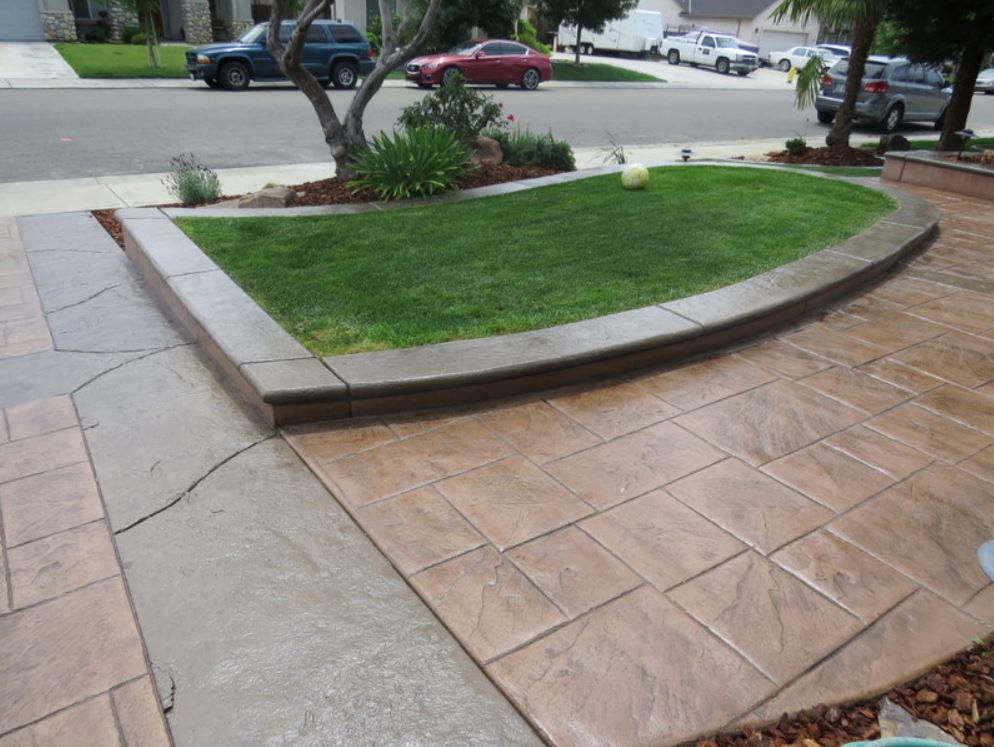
92, 162, 561, 248
700, 636, 994, 747
767, 146, 884, 168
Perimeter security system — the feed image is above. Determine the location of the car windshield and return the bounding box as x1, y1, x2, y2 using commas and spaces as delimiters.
833, 60, 887, 79
715, 37, 737, 48
449, 41, 480, 56
239, 24, 266, 43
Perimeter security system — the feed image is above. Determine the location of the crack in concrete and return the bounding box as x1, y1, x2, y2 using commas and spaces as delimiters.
56, 344, 185, 355
70, 342, 194, 395
46, 280, 138, 314
113, 433, 277, 536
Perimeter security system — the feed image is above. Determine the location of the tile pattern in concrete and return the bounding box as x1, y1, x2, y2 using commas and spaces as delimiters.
1, 211, 540, 745
0, 219, 51, 359
0, 302, 170, 745
288, 185, 994, 746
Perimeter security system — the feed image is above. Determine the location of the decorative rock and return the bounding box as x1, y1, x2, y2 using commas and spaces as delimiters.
470, 136, 503, 166
237, 186, 297, 208
107, 4, 139, 42
878, 697, 963, 744
877, 134, 911, 155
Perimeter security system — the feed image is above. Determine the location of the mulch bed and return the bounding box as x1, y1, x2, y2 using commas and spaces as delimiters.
92, 162, 560, 249
767, 146, 884, 168
700, 636, 994, 747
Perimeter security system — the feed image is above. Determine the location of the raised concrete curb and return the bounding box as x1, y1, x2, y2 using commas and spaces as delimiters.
120, 164, 938, 425
883, 150, 994, 201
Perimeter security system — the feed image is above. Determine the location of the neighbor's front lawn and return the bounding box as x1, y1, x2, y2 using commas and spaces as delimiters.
177, 166, 894, 355
551, 60, 663, 82
54, 43, 190, 78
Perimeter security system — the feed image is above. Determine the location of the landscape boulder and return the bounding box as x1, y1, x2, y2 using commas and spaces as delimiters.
470, 135, 503, 166
237, 185, 297, 208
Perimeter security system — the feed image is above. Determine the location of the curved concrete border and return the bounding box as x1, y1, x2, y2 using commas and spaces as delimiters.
118, 164, 938, 425
883, 150, 994, 201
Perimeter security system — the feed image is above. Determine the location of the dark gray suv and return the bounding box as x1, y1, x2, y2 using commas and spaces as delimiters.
815, 56, 951, 133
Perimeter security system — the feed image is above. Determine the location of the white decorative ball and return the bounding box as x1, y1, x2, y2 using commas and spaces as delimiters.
621, 163, 649, 190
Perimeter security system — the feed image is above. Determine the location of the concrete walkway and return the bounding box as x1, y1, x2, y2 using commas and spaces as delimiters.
288, 185, 994, 745
0, 212, 537, 744
0, 43, 77, 81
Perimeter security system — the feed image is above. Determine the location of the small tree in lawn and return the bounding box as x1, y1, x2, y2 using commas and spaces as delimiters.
884, 0, 994, 150
415, 0, 524, 50
538, 0, 638, 65
773, 0, 889, 148
113, 0, 161, 68
266, 0, 443, 179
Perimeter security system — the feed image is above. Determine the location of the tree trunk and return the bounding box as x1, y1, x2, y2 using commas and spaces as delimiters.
144, 12, 160, 69
826, 13, 878, 148
574, 27, 582, 65
939, 42, 984, 151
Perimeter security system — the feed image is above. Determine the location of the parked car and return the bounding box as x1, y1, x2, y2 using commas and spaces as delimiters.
768, 46, 835, 72
558, 10, 663, 56
816, 57, 951, 133
405, 40, 552, 90
976, 68, 994, 94
816, 43, 851, 60
186, 20, 374, 91
664, 32, 760, 75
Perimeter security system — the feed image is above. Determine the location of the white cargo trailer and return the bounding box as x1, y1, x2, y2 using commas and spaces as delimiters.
558, 10, 664, 56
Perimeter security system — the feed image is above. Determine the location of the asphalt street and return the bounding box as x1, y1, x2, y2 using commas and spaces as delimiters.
3, 85, 994, 182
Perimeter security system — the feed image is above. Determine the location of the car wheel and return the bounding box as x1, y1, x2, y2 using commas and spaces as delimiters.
441, 66, 462, 87
219, 61, 250, 90
667, 49, 680, 65
778, 59, 791, 72
583, 43, 594, 56
521, 67, 541, 90
880, 103, 904, 133
205, 77, 221, 89
331, 61, 358, 89
817, 110, 834, 124
716, 57, 730, 75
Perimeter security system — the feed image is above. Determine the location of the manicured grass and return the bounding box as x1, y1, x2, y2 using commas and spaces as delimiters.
860, 136, 994, 151
54, 43, 191, 78
177, 166, 895, 355
551, 60, 663, 82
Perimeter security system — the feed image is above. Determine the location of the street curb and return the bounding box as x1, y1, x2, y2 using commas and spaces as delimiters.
119, 163, 938, 426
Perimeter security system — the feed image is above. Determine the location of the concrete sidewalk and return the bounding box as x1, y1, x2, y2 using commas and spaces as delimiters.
0, 135, 897, 216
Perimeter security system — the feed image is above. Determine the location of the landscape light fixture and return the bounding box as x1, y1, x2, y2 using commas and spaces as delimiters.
954, 128, 974, 161
680, 148, 693, 162
980, 540, 994, 584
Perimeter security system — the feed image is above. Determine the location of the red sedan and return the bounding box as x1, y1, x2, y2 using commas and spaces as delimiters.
406, 39, 552, 90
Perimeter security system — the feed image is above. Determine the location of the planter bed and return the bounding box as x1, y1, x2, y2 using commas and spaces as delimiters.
118, 163, 938, 425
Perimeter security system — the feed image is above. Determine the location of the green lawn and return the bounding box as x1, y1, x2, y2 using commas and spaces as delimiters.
177, 166, 895, 355
861, 136, 994, 151
551, 61, 663, 82
54, 43, 190, 78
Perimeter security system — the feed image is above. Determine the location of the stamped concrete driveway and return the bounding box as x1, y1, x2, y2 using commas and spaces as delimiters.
288, 185, 994, 746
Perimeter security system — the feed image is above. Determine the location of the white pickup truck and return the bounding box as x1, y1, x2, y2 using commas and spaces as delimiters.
664, 32, 760, 75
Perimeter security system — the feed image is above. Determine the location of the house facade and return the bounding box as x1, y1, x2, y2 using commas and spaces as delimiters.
636, 0, 822, 58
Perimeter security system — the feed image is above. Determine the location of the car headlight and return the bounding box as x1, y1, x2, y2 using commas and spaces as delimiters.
423, 62, 439, 71
196, 54, 212, 64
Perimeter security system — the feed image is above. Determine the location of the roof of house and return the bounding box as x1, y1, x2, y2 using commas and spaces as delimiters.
675, 0, 775, 19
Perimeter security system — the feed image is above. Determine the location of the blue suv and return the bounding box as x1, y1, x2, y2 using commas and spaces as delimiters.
186, 20, 374, 90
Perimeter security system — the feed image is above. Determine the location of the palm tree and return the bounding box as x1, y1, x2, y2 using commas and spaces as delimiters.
772, 0, 888, 148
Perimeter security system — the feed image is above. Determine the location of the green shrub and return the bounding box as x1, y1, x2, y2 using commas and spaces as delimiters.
163, 153, 222, 205
785, 137, 808, 156
397, 75, 506, 142
121, 25, 141, 43
487, 128, 576, 171
348, 128, 473, 201
515, 19, 551, 56
130, 32, 147, 45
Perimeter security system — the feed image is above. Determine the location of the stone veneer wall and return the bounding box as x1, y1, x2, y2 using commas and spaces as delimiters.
41, 10, 77, 41
107, 4, 139, 41
229, 19, 254, 38
181, 0, 213, 43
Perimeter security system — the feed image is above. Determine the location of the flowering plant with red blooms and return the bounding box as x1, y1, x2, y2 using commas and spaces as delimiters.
508, 114, 515, 122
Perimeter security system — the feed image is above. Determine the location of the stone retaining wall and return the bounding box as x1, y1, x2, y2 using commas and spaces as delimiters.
181, 0, 212, 44
41, 10, 77, 41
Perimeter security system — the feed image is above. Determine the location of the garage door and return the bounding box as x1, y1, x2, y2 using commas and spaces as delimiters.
758, 30, 809, 60
0, 0, 45, 41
